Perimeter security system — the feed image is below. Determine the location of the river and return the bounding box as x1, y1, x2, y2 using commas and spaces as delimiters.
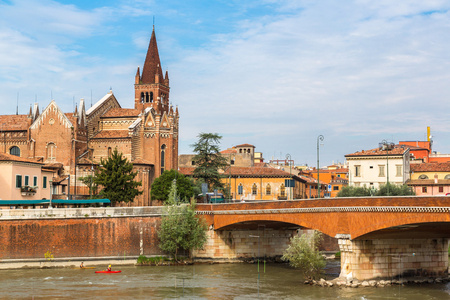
2, 261, 450, 299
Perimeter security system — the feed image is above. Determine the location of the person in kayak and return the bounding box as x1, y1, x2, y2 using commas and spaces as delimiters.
107, 265, 111, 271
80, 262, 84, 269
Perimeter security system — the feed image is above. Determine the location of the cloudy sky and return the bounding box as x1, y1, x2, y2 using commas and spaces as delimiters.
1, 0, 450, 167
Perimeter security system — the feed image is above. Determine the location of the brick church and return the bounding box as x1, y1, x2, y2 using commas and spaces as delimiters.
0, 27, 179, 205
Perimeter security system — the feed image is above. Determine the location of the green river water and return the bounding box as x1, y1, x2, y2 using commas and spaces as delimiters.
1, 261, 450, 299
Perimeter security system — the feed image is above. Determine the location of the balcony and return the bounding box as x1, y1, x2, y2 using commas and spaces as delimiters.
21, 186, 37, 196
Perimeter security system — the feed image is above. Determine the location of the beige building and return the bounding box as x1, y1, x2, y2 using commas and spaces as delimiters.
0, 153, 53, 201
408, 162, 450, 195
345, 145, 410, 189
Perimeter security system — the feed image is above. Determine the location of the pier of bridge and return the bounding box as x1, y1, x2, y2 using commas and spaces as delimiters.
195, 196, 450, 280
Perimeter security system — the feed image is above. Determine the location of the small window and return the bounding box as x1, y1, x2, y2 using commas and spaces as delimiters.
230, 159, 235, 165
418, 174, 429, 180
280, 184, 286, 197
445, 174, 450, 180
378, 165, 385, 177
252, 183, 257, 195
191, 161, 196, 166
108, 147, 112, 158
396, 165, 402, 177
238, 183, 243, 195
266, 184, 271, 195
422, 186, 427, 193
10, 146, 20, 157
33, 176, 38, 186
333, 186, 339, 191
439, 186, 444, 193
16, 175, 22, 188
355, 165, 361, 177
369, 166, 373, 169
43, 176, 47, 189
24, 176, 29, 186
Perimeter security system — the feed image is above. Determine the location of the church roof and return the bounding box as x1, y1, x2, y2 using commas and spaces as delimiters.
92, 130, 130, 139
102, 108, 140, 118
141, 26, 164, 84
86, 91, 119, 116
0, 114, 29, 131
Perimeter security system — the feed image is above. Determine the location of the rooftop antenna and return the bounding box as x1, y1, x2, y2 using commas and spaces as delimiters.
153, 16, 155, 27
90, 89, 93, 107
16, 92, 19, 115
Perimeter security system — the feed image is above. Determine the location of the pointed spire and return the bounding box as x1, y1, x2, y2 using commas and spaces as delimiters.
141, 26, 164, 84
28, 105, 32, 118
74, 104, 78, 116
164, 69, 169, 86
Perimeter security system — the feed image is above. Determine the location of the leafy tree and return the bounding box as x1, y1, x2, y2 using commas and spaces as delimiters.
93, 149, 142, 205
282, 231, 326, 280
337, 183, 415, 197
79, 175, 98, 198
158, 183, 208, 260
192, 133, 228, 191
151, 169, 194, 203
375, 183, 415, 196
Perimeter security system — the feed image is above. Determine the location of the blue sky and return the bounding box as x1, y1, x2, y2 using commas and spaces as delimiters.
1, 0, 450, 167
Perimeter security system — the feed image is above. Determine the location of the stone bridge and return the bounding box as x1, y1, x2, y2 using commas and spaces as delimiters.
195, 196, 450, 280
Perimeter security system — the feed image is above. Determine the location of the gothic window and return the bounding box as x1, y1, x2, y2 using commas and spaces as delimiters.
161, 144, 166, 174
145, 92, 149, 103
140, 92, 145, 103
266, 184, 271, 195
238, 183, 243, 195
47, 143, 56, 161
418, 174, 429, 180
150, 92, 154, 103
252, 183, 257, 195
10, 146, 20, 157
280, 184, 286, 197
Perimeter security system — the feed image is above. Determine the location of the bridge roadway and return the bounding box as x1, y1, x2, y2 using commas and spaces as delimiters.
196, 196, 450, 280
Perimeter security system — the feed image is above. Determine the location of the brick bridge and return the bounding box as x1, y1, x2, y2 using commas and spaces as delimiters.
195, 196, 450, 280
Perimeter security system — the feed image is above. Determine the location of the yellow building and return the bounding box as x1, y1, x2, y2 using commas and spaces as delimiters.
408, 162, 450, 195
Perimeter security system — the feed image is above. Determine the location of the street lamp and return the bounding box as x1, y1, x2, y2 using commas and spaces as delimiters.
286, 154, 292, 200
379, 140, 395, 196
317, 135, 324, 198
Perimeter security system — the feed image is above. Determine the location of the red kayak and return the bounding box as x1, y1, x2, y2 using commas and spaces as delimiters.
95, 270, 122, 274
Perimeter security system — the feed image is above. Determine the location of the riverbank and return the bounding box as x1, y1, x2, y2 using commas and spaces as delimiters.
0, 256, 140, 269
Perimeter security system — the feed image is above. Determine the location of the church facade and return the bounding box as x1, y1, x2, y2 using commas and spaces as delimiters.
0, 27, 179, 205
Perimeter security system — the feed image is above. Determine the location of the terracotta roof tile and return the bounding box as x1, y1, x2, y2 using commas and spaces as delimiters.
0, 115, 29, 131
0, 152, 42, 164
345, 146, 407, 157
92, 130, 130, 139
102, 108, 140, 118
411, 162, 450, 172
235, 143, 255, 148
220, 149, 238, 154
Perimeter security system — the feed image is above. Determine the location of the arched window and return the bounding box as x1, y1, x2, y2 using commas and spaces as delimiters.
145, 92, 149, 103
266, 184, 271, 195
445, 174, 450, 180
238, 183, 243, 195
10, 146, 20, 157
418, 174, 429, 180
108, 147, 112, 158
280, 184, 286, 197
47, 143, 56, 161
252, 183, 257, 195
150, 92, 154, 103
161, 144, 166, 174
140, 92, 145, 103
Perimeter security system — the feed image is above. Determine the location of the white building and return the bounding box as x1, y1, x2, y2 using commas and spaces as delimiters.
345, 145, 410, 189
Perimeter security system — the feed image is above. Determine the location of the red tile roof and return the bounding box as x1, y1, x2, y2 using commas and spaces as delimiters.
0, 152, 42, 164
345, 146, 407, 157
102, 108, 140, 118
235, 143, 255, 148
92, 130, 130, 139
220, 149, 238, 154
0, 115, 29, 131
411, 162, 450, 172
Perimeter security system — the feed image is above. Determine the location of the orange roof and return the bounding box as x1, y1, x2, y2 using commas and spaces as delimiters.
102, 108, 140, 118
345, 146, 407, 157
92, 130, 130, 139
235, 143, 255, 148
411, 162, 450, 172
0, 114, 29, 131
0, 152, 42, 164
220, 149, 238, 154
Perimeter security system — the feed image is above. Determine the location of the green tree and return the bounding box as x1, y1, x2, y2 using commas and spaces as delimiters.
337, 186, 372, 197
79, 175, 98, 199
192, 133, 228, 191
93, 149, 142, 205
158, 201, 208, 261
151, 169, 194, 203
282, 231, 326, 280
375, 183, 415, 196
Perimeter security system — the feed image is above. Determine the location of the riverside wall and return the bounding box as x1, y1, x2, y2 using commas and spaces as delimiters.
0, 207, 164, 262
